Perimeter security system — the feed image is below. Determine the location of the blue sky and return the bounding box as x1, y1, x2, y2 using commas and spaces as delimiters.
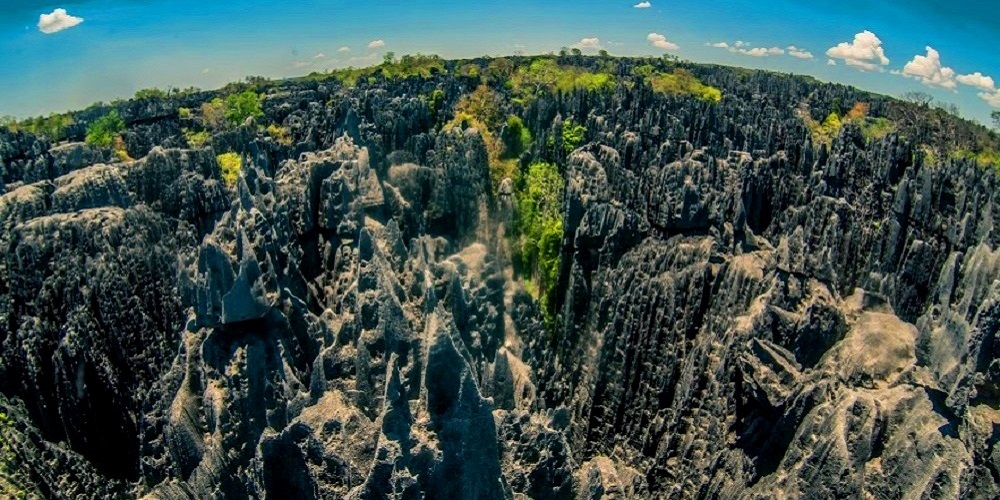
1, 1, 999, 125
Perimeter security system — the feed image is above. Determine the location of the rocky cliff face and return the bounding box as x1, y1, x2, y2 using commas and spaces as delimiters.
1, 56, 999, 499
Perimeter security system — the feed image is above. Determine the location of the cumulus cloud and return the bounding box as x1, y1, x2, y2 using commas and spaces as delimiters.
901, 46, 956, 89
787, 46, 814, 59
338, 46, 351, 53
737, 46, 784, 57
710, 41, 812, 59
576, 37, 601, 50
979, 91, 1000, 108
825, 30, 889, 72
710, 41, 785, 57
634, 1, 651, 8
827, 59, 836, 66
314, 53, 326, 59
647, 33, 679, 51
957, 72, 995, 91
37, 8, 83, 34
368, 39, 385, 49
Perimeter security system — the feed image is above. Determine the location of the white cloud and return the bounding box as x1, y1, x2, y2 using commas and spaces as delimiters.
957, 72, 995, 91
314, 53, 326, 59
202, 68, 211, 74
634, 1, 651, 8
825, 30, 889, 72
576, 37, 601, 50
979, 90, 1000, 108
646, 33, 679, 51
901, 46, 956, 89
37, 8, 83, 34
827, 59, 836, 66
712, 40, 812, 59
368, 39, 385, 49
338, 46, 351, 53
736, 46, 784, 57
787, 46, 814, 59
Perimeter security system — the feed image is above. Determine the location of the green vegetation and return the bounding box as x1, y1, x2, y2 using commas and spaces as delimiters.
217, 152, 242, 187
560, 119, 586, 153
112, 136, 133, 162
952, 149, 1000, 170
917, 144, 938, 167
513, 161, 565, 327
85, 110, 125, 148
483, 58, 515, 85
636, 66, 722, 103
0, 411, 27, 499
446, 85, 507, 186
134, 87, 168, 101
305, 54, 446, 87
860, 117, 896, 141
184, 129, 212, 148
804, 111, 843, 144
803, 101, 897, 144
178, 107, 193, 119
380, 53, 445, 79
134, 86, 200, 101
992, 110, 1000, 130
193, 91, 261, 129
459, 63, 481, 78
265, 124, 293, 145
501, 115, 532, 158
223, 90, 264, 126
424, 88, 446, 121
9, 113, 75, 141
200, 98, 227, 128
509, 58, 614, 102
449, 84, 504, 130
319, 67, 372, 87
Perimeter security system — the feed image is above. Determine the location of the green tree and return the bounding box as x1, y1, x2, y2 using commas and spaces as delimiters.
134, 87, 168, 101
19, 113, 74, 141
501, 116, 532, 159
201, 98, 227, 128
643, 68, 722, 103
223, 90, 263, 126
514, 161, 565, 324
383, 51, 396, 66
0, 116, 16, 132
85, 110, 125, 148
561, 119, 586, 153
484, 57, 514, 84
992, 110, 1000, 130
217, 152, 242, 187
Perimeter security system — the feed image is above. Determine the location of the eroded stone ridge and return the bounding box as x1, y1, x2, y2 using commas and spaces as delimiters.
0, 58, 999, 499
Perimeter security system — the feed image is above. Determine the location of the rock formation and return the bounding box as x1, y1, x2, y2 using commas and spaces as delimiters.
1, 55, 999, 499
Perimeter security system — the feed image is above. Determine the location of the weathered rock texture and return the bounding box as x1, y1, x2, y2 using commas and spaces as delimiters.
1, 56, 999, 499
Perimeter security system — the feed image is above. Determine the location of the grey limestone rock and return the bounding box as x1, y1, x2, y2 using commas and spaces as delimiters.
2, 57, 1000, 499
